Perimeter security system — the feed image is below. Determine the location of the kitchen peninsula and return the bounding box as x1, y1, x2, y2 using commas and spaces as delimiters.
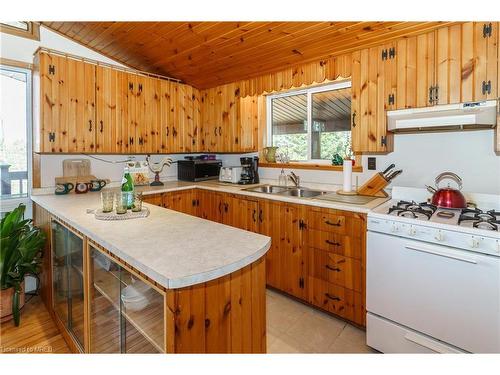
31, 192, 270, 354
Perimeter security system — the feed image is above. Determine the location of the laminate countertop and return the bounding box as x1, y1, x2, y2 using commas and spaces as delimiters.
132, 179, 389, 214
31, 193, 271, 289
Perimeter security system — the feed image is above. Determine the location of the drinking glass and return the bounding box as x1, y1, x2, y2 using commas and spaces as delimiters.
101, 191, 114, 213
131, 192, 143, 212
115, 192, 128, 214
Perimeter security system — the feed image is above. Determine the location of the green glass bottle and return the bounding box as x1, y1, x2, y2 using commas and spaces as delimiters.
121, 166, 135, 209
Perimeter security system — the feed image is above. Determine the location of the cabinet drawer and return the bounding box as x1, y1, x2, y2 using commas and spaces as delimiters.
306, 230, 362, 260
308, 211, 346, 234
308, 248, 362, 292
308, 277, 364, 325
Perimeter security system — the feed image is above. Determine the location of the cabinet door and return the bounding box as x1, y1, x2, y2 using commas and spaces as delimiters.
142, 193, 163, 206
51, 220, 85, 351
125, 74, 138, 153
96, 66, 128, 153
167, 82, 182, 152
279, 204, 307, 300
224, 196, 258, 231
89, 245, 165, 353
38, 53, 96, 153
198, 190, 223, 222
238, 96, 258, 152
351, 47, 394, 153
134, 75, 148, 153
461, 22, 498, 102
257, 199, 282, 289
163, 190, 197, 215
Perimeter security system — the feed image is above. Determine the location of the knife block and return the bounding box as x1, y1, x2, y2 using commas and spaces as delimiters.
357, 173, 389, 198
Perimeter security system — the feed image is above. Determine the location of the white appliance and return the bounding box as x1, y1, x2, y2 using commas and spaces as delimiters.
387, 100, 497, 132
366, 187, 500, 353
219, 166, 242, 184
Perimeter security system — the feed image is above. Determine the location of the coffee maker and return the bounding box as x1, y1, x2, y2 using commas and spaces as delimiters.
238, 157, 259, 184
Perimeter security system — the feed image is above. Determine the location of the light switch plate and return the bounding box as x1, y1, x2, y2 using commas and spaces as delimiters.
368, 157, 376, 170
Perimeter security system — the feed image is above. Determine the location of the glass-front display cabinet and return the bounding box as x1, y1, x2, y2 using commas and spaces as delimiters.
51, 219, 85, 351
88, 243, 166, 353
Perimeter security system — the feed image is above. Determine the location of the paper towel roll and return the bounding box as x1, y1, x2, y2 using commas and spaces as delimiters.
342, 160, 353, 192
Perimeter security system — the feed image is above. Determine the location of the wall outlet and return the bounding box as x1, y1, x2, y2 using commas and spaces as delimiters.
368, 157, 376, 170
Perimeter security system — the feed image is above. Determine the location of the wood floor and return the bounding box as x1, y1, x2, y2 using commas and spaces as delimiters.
0, 296, 70, 354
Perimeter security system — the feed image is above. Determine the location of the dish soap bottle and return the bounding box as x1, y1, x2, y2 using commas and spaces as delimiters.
278, 168, 287, 187
121, 165, 135, 209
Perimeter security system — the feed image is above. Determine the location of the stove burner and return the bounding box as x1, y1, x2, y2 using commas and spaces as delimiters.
387, 200, 437, 220
459, 208, 499, 231
436, 211, 455, 219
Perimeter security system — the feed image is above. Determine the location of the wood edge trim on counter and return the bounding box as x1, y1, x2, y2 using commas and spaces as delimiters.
259, 162, 363, 172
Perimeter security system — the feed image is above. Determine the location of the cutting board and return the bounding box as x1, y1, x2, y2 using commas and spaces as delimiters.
63, 159, 91, 177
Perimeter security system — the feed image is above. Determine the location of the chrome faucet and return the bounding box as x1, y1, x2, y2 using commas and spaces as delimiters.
288, 171, 300, 187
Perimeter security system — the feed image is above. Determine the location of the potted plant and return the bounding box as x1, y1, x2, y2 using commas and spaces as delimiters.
0, 204, 45, 326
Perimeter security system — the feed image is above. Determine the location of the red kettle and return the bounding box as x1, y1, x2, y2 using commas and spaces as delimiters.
426, 172, 467, 209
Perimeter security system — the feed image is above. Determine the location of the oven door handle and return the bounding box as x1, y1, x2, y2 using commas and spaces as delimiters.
405, 244, 478, 264
403, 332, 462, 354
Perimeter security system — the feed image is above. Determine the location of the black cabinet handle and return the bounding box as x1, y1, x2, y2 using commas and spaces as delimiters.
325, 239, 341, 246
166, 126, 169, 136
224, 202, 229, 213
252, 209, 257, 223
129, 137, 134, 145
259, 209, 263, 223
88, 120, 92, 132
129, 82, 133, 91
218, 126, 222, 136
99, 120, 103, 133
351, 111, 356, 128
325, 293, 341, 302
325, 265, 341, 272
219, 201, 222, 214
325, 219, 342, 227
214, 127, 217, 136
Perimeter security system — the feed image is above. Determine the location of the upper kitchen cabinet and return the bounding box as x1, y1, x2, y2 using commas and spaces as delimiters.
395, 22, 498, 109
200, 84, 258, 153
34, 51, 96, 153
351, 45, 395, 153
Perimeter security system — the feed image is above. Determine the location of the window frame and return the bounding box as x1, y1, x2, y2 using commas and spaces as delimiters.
0, 63, 33, 216
0, 22, 40, 41
266, 80, 352, 164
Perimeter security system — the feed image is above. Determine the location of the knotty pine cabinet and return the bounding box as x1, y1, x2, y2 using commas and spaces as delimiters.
395, 22, 498, 109
200, 84, 259, 153
34, 52, 96, 153
142, 188, 367, 326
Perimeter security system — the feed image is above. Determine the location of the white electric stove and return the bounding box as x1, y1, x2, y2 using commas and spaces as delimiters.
366, 187, 500, 354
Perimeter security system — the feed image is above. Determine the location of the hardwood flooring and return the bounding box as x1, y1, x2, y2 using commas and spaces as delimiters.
0, 296, 70, 354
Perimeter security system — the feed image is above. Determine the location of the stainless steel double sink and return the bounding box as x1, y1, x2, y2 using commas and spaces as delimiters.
242, 184, 330, 198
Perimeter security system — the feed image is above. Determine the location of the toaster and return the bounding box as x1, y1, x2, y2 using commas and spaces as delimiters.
219, 166, 243, 184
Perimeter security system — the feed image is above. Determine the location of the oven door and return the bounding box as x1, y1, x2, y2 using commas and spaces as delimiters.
367, 231, 500, 353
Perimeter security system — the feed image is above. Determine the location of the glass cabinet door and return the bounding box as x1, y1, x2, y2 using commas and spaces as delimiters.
52, 221, 69, 326
51, 220, 85, 351
89, 245, 165, 353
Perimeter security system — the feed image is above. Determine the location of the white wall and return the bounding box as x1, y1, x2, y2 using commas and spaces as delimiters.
245, 130, 500, 195
2, 26, 499, 194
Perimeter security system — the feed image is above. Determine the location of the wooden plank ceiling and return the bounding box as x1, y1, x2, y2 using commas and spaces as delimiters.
41, 21, 455, 89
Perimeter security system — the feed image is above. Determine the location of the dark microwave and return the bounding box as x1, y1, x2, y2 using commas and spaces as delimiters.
177, 159, 222, 182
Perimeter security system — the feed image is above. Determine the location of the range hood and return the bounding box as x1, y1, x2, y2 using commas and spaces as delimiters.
387, 100, 498, 133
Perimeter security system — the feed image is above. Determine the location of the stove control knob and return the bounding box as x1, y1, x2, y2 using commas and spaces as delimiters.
434, 231, 445, 242
469, 237, 480, 249
391, 224, 399, 233
408, 227, 417, 236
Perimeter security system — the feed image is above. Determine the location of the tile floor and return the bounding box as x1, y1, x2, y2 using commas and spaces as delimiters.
266, 289, 377, 353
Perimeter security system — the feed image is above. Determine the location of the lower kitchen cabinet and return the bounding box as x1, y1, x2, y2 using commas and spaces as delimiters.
143, 188, 367, 327
51, 219, 86, 351
88, 243, 166, 353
